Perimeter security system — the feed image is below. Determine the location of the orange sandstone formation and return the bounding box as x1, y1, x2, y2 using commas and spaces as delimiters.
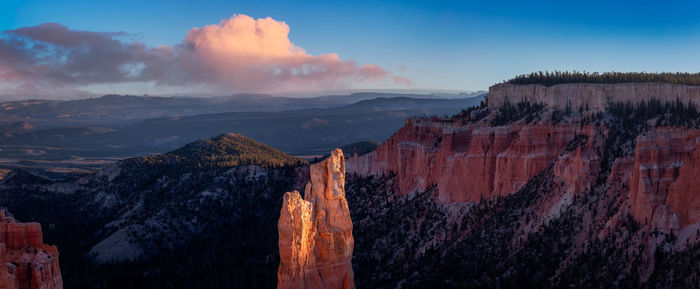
277, 149, 355, 289
344, 83, 700, 283
347, 118, 603, 202
629, 128, 700, 232
0, 209, 62, 289
347, 117, 700, 240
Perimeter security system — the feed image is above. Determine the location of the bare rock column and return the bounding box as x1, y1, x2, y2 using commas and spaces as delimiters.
278, 149, 355, 289
0, 209, 63, 289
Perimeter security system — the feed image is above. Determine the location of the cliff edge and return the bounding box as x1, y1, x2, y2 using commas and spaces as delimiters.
346, 94, 700, 282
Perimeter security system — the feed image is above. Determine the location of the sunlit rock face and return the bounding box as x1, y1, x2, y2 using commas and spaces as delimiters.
0, 210, 63, 289
488, 83, 700, 111
278, 149, 355, 289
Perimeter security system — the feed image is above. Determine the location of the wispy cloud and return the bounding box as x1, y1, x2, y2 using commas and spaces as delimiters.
0, 14, 410, 95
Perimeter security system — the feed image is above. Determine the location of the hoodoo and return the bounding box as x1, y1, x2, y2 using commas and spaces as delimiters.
277, 149, 355, 289
0, 209, 62, 289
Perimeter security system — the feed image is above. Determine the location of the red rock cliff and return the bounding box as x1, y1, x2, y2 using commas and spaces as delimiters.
347, 116, 700, 241
346, 93, 700, 283
347, 117, 604, 202
0, 210, 62, 289
629, 128, 700, 233
278, 149, 355, 289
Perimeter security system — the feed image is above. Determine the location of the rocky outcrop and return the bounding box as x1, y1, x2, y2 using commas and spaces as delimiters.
488, 83, 700, 111
347, 114, 700, 239
345, 105, 700, 287
278, 149, 355, 289
629, 128, 700, 238
0, 210, 62, 289
347, 118, 604, 202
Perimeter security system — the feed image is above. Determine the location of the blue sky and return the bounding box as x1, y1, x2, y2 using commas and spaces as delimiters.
1, 0, 700, 95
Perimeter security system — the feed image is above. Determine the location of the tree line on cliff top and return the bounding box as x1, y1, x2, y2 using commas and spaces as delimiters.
503, 71, 700, 86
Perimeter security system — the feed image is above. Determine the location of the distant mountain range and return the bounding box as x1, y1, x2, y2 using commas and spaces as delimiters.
0, 93, 484, 169
0, 91, 486, 126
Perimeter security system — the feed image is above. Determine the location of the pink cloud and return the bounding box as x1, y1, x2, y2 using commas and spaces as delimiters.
0, 15, 412, 95
179, 14, 394, 92
392, 76, 413, 86
184, 15, 306, 59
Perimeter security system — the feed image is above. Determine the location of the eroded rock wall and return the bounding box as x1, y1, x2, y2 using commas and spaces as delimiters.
347, 116, 700, 239
629, 128, 700, 237
0, 210, 62, 289
347, 118, 603, 202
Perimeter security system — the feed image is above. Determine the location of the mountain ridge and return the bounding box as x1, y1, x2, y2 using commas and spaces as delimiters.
0, 92, 486, 124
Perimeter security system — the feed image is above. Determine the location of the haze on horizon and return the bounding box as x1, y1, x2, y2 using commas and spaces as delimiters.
1, 0, 699, 99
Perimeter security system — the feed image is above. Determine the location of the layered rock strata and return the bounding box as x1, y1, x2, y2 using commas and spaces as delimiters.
278, 149, 355, 289
0, 210, 62, 289
347, 118, 604, 202
347, 116, 700, 241
629, 128, 700, 235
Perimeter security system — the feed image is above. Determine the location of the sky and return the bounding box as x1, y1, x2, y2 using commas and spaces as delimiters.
1, 0, 700, 98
